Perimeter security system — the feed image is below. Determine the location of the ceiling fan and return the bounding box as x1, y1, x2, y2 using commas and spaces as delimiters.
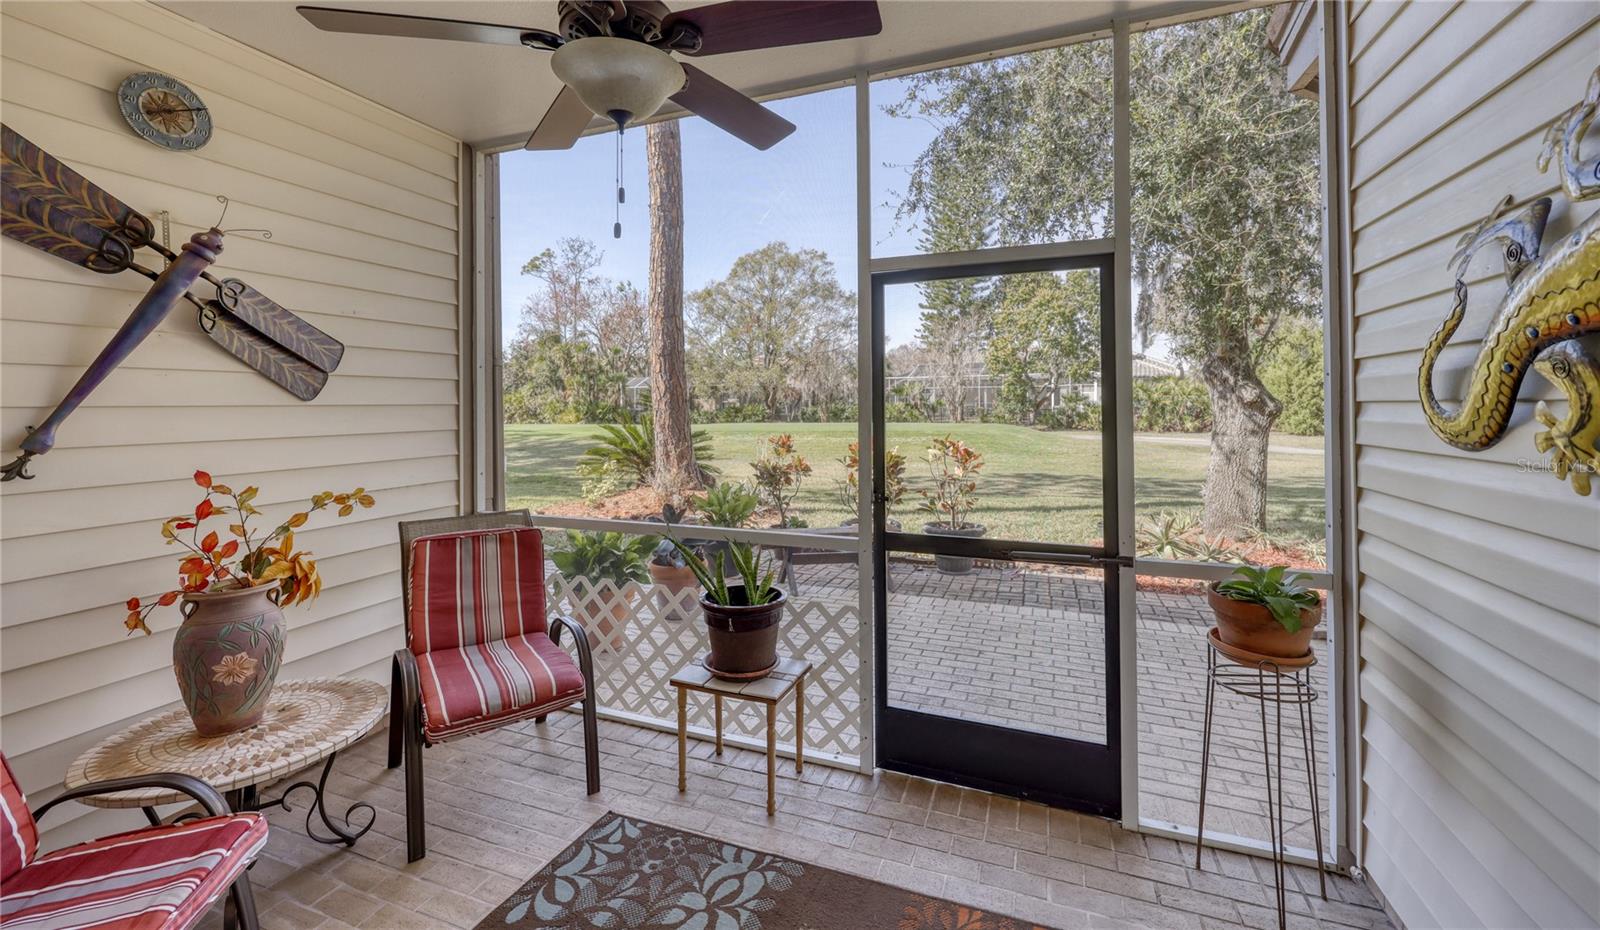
297, 1, 884, 151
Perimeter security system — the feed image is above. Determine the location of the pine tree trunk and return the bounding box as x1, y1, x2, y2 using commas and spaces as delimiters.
646, 121, 702, 498
1198, 346, 1281, 539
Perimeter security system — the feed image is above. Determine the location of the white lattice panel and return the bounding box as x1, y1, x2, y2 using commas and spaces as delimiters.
547, 573, 862, 763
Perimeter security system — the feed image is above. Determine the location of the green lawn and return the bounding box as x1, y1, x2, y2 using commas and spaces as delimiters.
505, 421, 1326, 544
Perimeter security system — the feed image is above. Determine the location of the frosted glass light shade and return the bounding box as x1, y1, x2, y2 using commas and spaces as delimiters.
551, 37, 686, 126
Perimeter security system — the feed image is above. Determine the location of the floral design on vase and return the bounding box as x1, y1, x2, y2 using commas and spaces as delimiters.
173, 585, 285, 737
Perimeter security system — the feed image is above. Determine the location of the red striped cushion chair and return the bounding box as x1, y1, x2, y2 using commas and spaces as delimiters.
389, 512, 599, 863
0, 753, 267, 930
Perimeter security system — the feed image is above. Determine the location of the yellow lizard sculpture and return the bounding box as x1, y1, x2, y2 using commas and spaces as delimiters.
1418, 68, 1600, 496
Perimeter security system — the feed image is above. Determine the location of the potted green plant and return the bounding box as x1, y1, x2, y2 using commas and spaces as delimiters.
551, 529, 656, 651
1208, 564, 1323, 659
667, 535, 785, 680
918, 435, 987, 574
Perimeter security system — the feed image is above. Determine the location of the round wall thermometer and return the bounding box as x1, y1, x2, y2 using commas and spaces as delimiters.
117, 72, 212, 151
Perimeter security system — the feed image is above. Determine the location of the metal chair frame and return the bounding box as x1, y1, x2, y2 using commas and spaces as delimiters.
388, 510, 600, 863
31, 773, 262, 930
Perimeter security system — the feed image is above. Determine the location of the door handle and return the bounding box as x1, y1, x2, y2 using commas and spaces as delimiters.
1009, 550, 1133, 567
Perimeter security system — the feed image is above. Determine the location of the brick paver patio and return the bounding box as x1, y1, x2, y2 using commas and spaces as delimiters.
796, 559, 1331, 856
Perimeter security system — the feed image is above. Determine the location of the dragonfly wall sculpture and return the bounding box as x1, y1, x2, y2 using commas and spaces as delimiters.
0, 123, 343, 481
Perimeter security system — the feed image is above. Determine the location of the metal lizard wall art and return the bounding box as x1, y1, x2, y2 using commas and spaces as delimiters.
0, 123, 343, 481
1419, 67, 1600, 496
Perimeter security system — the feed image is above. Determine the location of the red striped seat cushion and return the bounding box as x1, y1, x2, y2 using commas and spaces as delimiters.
407, 526, 548, 654
0, 813, 267, 930
1, 755, 38, 885
416, 632, 586, 742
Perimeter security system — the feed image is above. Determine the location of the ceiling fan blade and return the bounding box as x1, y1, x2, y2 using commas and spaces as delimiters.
296, 6, 558, 47
661, 1, 881, 57
670, 64, 795, 150
525, 86, 596, 151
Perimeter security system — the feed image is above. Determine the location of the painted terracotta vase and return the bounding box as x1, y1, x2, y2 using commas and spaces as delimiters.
173, 584, 286, 737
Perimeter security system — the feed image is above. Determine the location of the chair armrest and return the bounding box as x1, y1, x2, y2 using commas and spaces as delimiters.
31, 773, 231, 823
548, 613, 596, 685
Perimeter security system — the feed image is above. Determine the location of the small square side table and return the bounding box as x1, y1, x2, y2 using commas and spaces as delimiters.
671, 655, 812, 815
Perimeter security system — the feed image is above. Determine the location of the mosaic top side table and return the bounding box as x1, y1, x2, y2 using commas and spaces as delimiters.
1195, 629, 1328, 930
672, 655, 812, 816
65, 677, 386, 846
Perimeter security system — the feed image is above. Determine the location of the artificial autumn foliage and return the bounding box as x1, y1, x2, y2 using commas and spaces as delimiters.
124, 470, 374, 635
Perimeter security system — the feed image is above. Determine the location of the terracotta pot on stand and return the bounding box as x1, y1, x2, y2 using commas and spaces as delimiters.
701, 586, 785, 680
173, 584, 286, 737
1206, 584, 1322, 659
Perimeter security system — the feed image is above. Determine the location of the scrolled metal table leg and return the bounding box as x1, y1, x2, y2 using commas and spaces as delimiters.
258, 752, 376, 846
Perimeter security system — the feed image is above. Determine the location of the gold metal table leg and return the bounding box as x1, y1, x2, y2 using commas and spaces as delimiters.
794, 672, 805, 775
676, 686, 688, 794
765, 701, 776, 816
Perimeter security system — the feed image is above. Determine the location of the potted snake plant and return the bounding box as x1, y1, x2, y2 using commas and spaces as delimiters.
1208, 564, 1323, 659
667, 535, 785, 680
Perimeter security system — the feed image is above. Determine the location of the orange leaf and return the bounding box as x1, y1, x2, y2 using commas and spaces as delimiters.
194, 470, 212, 489
219, 540, 239, 559
180, 556, 207, 575
229, 524, 247, 537
287, 512, 308, 528
158, 591, 180, 606
201, 531, 219, 553
211, 484, 232, 495
176, 521, 196, 530
126, 596, 140, 611
125, 611, 149, 635
195, 499, 215, 521
357, 495, 375, 508
338, 504, 354, 517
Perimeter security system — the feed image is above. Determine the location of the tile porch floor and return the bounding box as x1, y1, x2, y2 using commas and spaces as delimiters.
211, 710, 1391, 930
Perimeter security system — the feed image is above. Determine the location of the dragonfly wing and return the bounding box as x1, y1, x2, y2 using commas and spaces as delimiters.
202, 300, 331, 401
214, 278, 344, 374
1, 123, 153, 271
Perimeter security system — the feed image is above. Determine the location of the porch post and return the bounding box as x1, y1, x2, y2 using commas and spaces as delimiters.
1112, 17, 1139, 832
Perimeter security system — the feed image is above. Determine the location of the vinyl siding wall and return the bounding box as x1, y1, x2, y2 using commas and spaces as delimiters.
1340, 2, 1600, 927
0, 0, 463, 846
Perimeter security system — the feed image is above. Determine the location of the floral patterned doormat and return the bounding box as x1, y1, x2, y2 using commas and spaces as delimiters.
477, 811, 1055, 930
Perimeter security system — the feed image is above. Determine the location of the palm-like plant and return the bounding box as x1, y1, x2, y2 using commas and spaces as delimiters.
580, 414, 716, 486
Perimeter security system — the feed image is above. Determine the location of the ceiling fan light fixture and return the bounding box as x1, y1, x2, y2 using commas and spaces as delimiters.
551, 37, 685, 128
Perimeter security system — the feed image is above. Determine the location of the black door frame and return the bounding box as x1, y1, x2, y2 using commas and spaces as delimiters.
870, 249, 1125, 817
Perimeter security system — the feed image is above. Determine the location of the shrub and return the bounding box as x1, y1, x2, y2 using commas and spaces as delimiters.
836, 441, 907, 518
698, 481, 760, 528
1037, 394, 1101, 431
750, 434, 812, 529
1133, 376, 1213, 432
1260, 322, 1325, 435
578, 459, 630, 505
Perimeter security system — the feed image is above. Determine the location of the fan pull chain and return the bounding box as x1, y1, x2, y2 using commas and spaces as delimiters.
613, 126, 625, 239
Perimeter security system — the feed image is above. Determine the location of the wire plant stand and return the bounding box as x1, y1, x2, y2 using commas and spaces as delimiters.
1195, 631, 1328, 930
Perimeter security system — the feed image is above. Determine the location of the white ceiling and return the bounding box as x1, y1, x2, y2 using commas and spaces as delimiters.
161, 0, 1231, 147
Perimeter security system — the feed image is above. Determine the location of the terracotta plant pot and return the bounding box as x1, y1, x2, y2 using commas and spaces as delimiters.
173, 585, 286, 737
923, 522, 987, 574
648, 562, 699, 621
1207, 583, 1322, 659
575, 588, 635, 653
701, 585, 785, 680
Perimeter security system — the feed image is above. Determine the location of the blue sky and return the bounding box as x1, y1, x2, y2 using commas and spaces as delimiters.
498, 78, 1163, 356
